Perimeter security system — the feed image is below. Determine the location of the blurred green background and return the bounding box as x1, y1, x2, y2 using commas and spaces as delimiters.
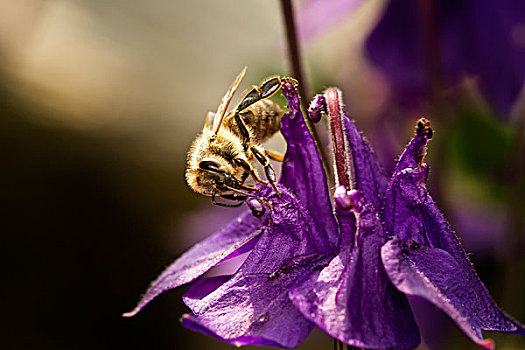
1, 1, 523, 349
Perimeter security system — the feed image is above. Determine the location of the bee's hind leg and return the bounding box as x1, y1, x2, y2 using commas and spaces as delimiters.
251, 146, 280, 195
235, 76, 295, 114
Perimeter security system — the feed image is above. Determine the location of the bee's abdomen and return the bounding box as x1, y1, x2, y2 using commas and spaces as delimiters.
240, 100, 282, 142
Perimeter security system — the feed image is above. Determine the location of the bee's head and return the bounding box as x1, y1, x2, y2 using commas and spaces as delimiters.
185, 157, 240, 196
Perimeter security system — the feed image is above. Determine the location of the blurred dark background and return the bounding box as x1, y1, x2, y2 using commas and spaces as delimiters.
1, 1, 524, 349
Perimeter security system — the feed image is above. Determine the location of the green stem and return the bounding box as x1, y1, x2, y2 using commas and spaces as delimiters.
334, 339, 364, 350
279, 0, 310, 104
279, 0, 330, 176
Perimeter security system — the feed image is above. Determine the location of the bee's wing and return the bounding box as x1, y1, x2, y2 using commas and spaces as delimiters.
212, 66, 247, 136
204, 112, 215, 130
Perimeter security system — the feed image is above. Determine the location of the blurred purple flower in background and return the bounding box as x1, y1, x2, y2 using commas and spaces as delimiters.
365, 0, 525, 117
299, 0, 525, 118
297, 0, 364, 41
299, 0, 525, 271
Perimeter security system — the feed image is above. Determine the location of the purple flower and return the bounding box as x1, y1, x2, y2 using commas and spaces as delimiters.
125, 82, 524, 349
124, 83, 338, 347
381, 118, 525, 344
291, 87, 524, 349
365, 0, 525, 117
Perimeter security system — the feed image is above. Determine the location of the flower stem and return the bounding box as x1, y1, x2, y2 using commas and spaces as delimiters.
334, 339, 364, 350
279, 0, 310, 104
279, 0, 330, 176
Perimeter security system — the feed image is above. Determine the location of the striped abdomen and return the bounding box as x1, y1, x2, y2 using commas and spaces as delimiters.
225, 99, 283, 143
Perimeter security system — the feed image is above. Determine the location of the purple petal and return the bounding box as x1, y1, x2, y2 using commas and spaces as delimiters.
381, 237, 494, 349
392, 118, 433, 176
182, 272, 314, 348
181, 184, 328, 348
184, 275, 233, 301
290, 197, 420, 349
182, 312, 295, 348
123, 210, 268, 317
280, 82, 339, 251
384, 123, 525, 335
342, 115, 389, 211
307, 94, 326, 123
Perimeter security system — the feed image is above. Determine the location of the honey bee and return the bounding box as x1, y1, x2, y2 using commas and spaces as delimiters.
185, 67, 296, 207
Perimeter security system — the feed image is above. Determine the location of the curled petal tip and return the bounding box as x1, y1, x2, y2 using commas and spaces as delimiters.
122, 309, 138, 318
282, 81, 296, 95
308, 94, 327, 123
394, 118, 434, 172
179, 314, 194, 326
416, 118, 433, 139
281, 82, 301, 120
480, 338, 495, 350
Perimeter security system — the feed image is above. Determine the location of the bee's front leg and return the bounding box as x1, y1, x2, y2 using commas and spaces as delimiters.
251, 146, 280, 195
240, 171, 250, 184
234, 158, 267, 185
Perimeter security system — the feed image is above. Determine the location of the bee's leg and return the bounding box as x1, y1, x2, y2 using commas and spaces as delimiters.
211, 189, 246, 207
222, 185, 257, 197
234, 158, 266, 185
238, 183, 258, 192
235, 76, 296, 114
234, 114, 252, 147
265, 150, 285, 162
251, 146, 280, 195
240, 171, 250, 184
235, 83, 272, 114
236, 87, 263, 115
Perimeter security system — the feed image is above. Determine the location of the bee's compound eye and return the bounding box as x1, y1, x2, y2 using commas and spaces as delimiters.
199, 160, 221, 173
